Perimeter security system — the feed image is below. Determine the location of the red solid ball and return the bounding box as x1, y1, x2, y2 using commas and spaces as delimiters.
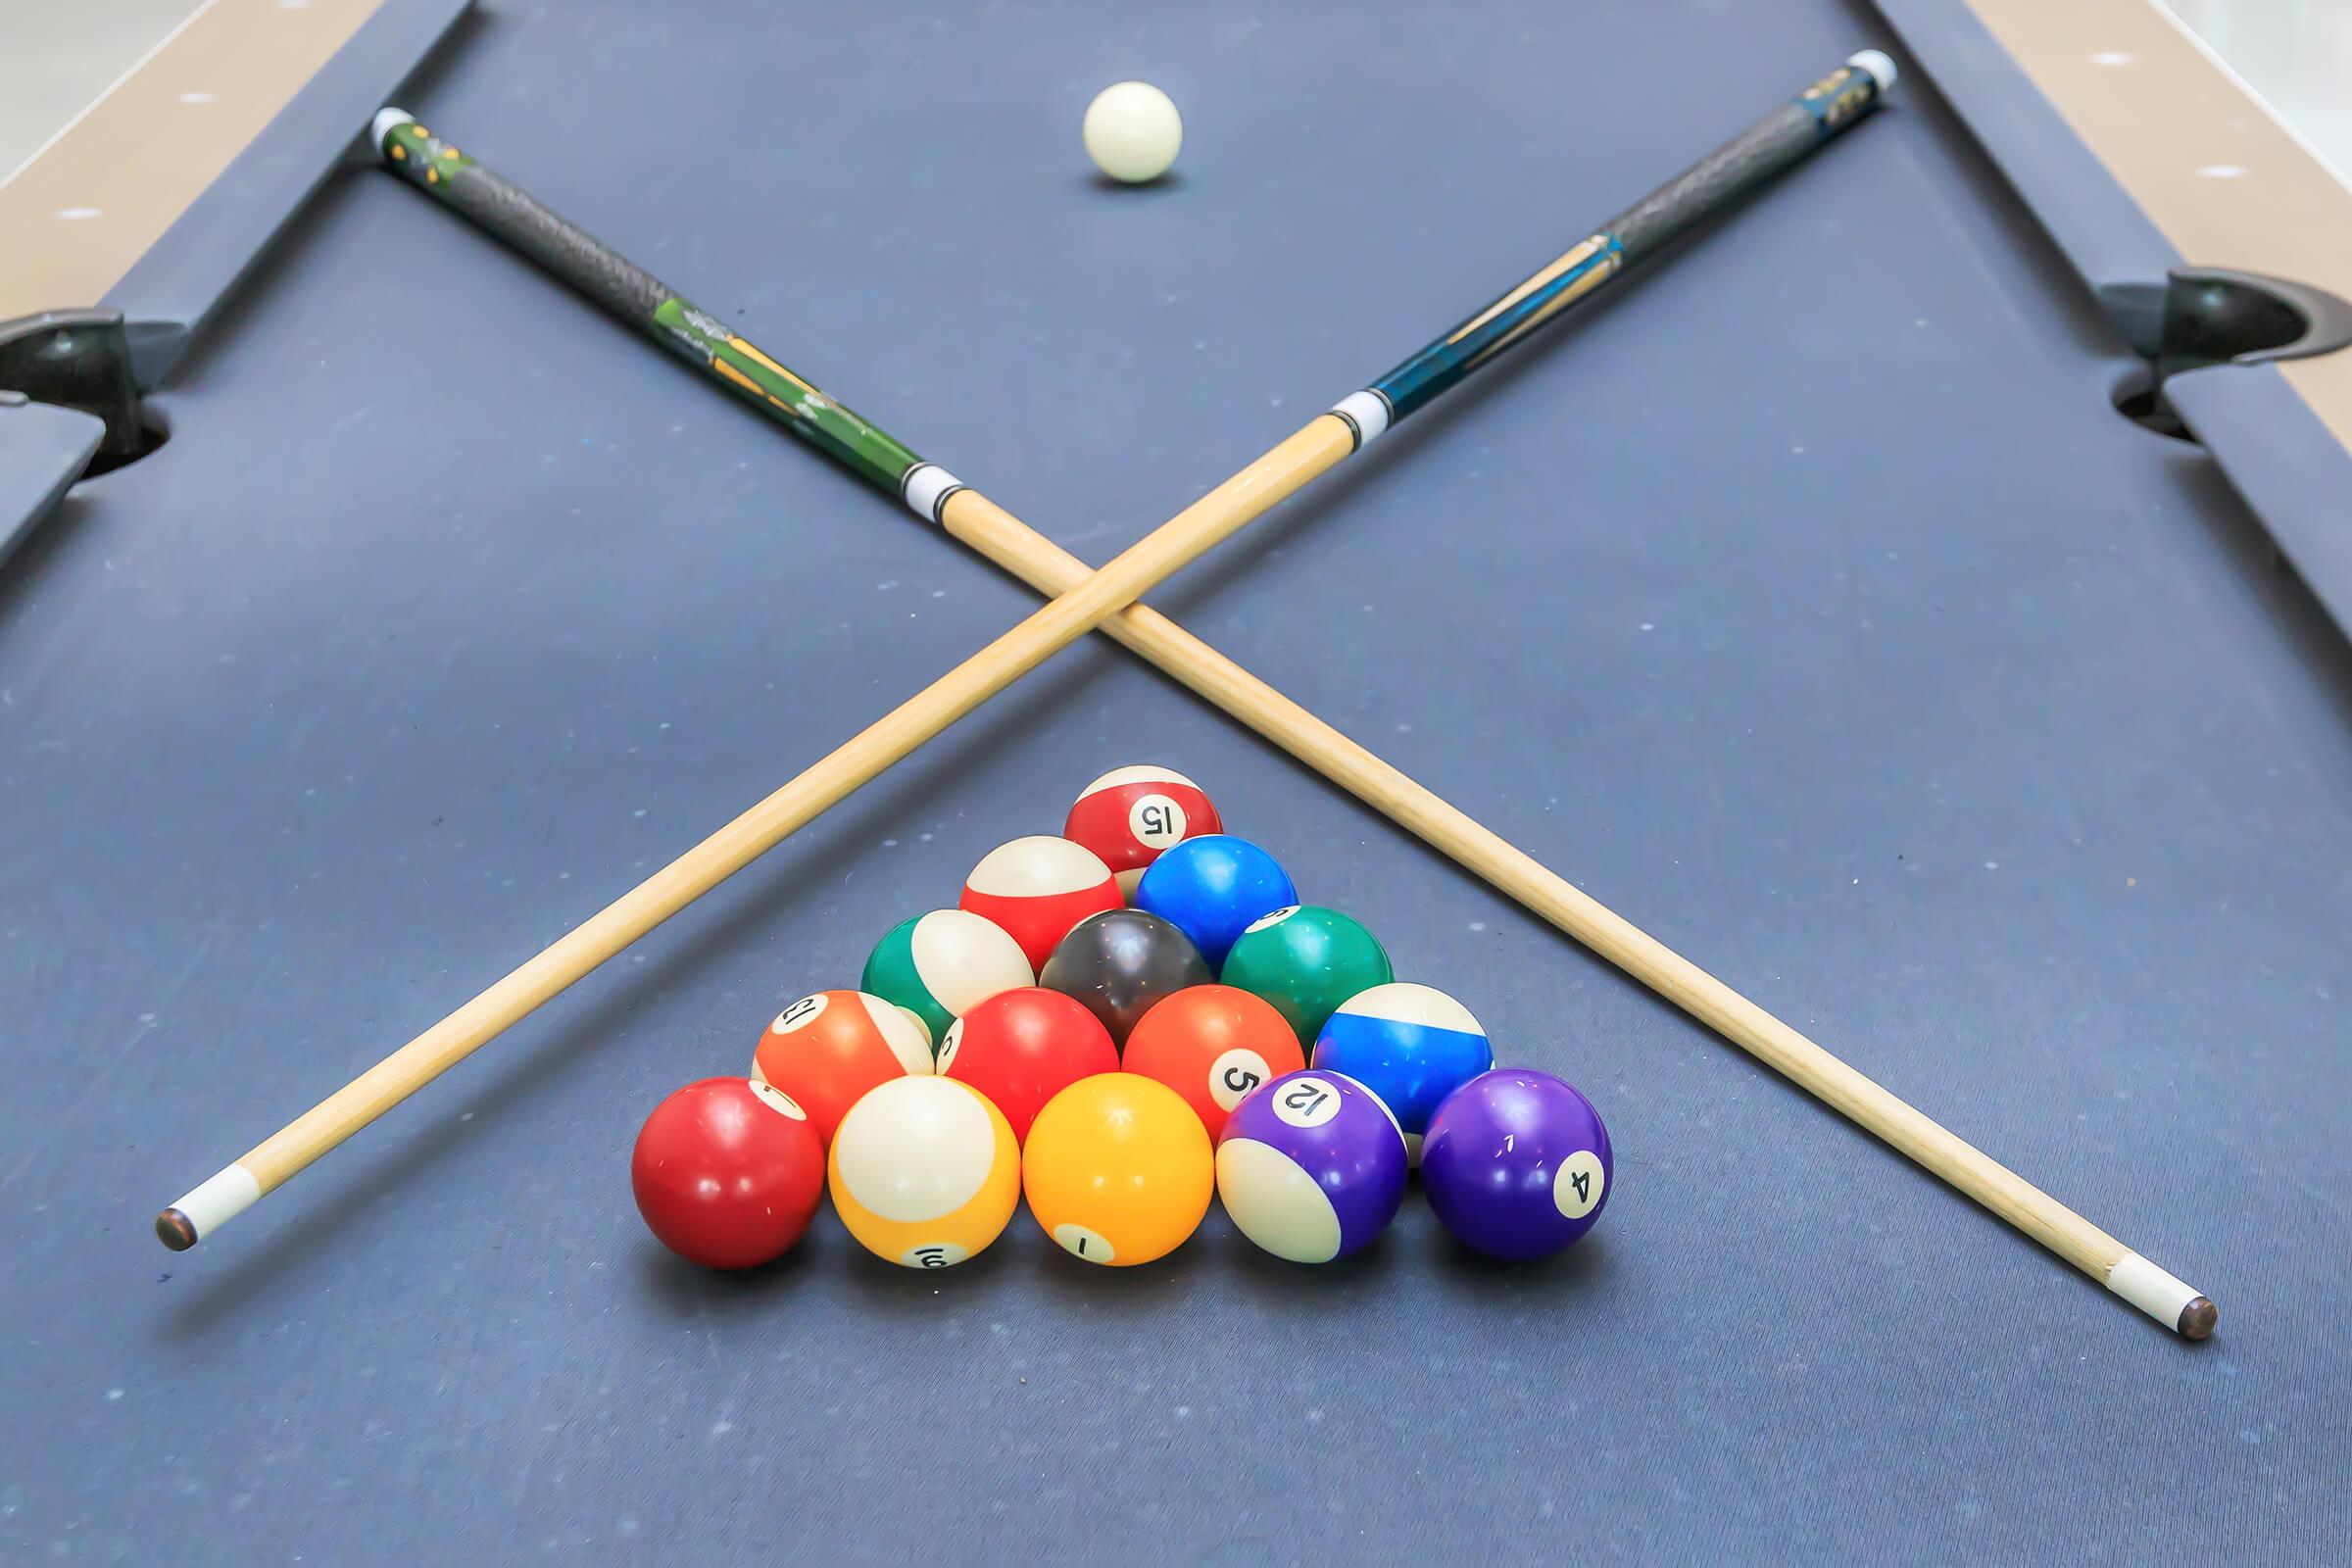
631, 1077, 826, 1268
939, 987, 1118, 1141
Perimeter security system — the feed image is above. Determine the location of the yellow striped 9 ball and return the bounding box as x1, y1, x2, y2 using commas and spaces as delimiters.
827, 1076, 1020, 1269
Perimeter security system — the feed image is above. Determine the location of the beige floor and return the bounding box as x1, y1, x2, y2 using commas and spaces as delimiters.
2163, 0, 2352, 177
0, 0, 228, 181
0, 1, 2346, 203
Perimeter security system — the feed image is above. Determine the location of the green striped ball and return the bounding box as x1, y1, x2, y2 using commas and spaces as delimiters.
861, 908, 1035, 1048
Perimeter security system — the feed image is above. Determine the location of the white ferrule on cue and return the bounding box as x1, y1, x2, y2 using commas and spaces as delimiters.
2108, 1252, 2206, 1331
1328, 390, 1393, 451
901, 463, 968, 525
168, 1164, 262, 1243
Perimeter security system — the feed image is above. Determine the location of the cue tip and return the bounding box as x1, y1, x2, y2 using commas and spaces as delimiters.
155, 1208, 197, 1251
2179, 1296, 2218, 1341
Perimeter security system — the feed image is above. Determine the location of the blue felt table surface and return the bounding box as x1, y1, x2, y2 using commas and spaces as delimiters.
2, 2, 2347, 1562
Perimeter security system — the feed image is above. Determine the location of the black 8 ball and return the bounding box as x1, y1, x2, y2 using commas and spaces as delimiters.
1039, 908, 1212, 1046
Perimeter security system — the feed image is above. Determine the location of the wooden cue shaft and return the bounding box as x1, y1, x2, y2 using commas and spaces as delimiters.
940, 490, 2217, 1339
156, 416, 1352, 1248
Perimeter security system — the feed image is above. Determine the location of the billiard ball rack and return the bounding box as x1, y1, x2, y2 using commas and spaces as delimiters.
656, 793, 1604, 1272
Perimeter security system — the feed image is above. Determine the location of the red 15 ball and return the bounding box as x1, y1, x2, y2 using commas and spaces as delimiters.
1063, 765, 1222, 895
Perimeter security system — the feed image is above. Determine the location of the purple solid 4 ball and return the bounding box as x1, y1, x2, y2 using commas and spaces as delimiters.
1420, 1069, 1612, 1261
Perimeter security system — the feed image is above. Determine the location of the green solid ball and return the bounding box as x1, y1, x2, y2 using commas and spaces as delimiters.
1218, 905, 1394, 1047
860, 908, 1034, 1049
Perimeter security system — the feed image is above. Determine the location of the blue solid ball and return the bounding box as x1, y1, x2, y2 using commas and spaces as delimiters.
1310, 982, 1494, 1163
1134, 834, 1298, 970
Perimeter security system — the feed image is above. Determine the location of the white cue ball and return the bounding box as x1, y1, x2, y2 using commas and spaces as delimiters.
1083, 81, 1182, 183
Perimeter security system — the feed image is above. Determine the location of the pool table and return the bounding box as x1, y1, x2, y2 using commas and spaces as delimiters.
4, 0, 2349, 1561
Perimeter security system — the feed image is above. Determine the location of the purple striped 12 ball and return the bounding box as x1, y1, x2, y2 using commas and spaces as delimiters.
1213, 1070, 1406, 1263
1420, 1069, 1612, 1261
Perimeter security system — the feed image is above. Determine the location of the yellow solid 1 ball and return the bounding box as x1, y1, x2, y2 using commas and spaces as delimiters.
1083, 81, 1182, 183
1022, 1072, 1213, 1265
828, 1075, 1020, 1269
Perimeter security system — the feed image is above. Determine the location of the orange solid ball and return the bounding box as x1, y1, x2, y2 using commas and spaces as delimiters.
1021, 1072, 1213, 1266
1122, 984, 1305, 1137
